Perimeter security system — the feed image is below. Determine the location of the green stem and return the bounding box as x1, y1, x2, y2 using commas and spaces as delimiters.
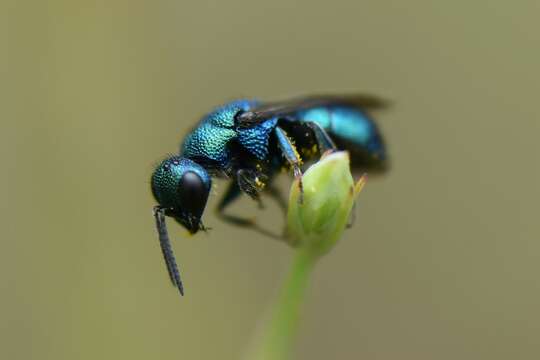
253, 248, 318, 360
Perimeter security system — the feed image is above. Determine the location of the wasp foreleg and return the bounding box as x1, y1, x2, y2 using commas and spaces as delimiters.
275, 127, 304, 202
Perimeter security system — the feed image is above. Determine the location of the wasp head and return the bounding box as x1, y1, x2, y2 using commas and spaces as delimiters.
151, 156, 211, 234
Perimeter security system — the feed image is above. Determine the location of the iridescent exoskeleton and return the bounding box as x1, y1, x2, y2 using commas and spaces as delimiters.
151, 95, 389, 295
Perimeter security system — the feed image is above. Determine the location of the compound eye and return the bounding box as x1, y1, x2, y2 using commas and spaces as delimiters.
177, 171, 209, 218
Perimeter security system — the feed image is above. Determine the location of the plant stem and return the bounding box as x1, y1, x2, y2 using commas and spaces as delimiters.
253, 248, 318, 360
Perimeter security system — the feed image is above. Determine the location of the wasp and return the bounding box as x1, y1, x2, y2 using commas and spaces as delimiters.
151, 95, 389, 295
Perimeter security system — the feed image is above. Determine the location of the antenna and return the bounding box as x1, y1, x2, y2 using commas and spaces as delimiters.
153, 206, 184, 296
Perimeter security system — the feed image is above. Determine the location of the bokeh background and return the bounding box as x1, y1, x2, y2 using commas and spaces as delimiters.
3, 1, 540, 359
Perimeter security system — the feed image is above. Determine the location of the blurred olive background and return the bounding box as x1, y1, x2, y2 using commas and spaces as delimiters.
3, 1, 540, 359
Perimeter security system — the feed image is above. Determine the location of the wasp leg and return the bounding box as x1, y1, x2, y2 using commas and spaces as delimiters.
275, 127, 304, 202
304, 121, 337, 154
216, 175, 281, 239
305, 122, 356, 227
237, 169, 268, 208
216, 180, 254, 227
304, 122, 357, 228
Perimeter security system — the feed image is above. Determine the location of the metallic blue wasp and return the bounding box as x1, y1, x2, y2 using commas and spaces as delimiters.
151, 95, 389, 295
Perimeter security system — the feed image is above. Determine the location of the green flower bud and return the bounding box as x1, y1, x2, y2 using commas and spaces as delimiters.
250, 152, 366, 360
286, 151, 366, 256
